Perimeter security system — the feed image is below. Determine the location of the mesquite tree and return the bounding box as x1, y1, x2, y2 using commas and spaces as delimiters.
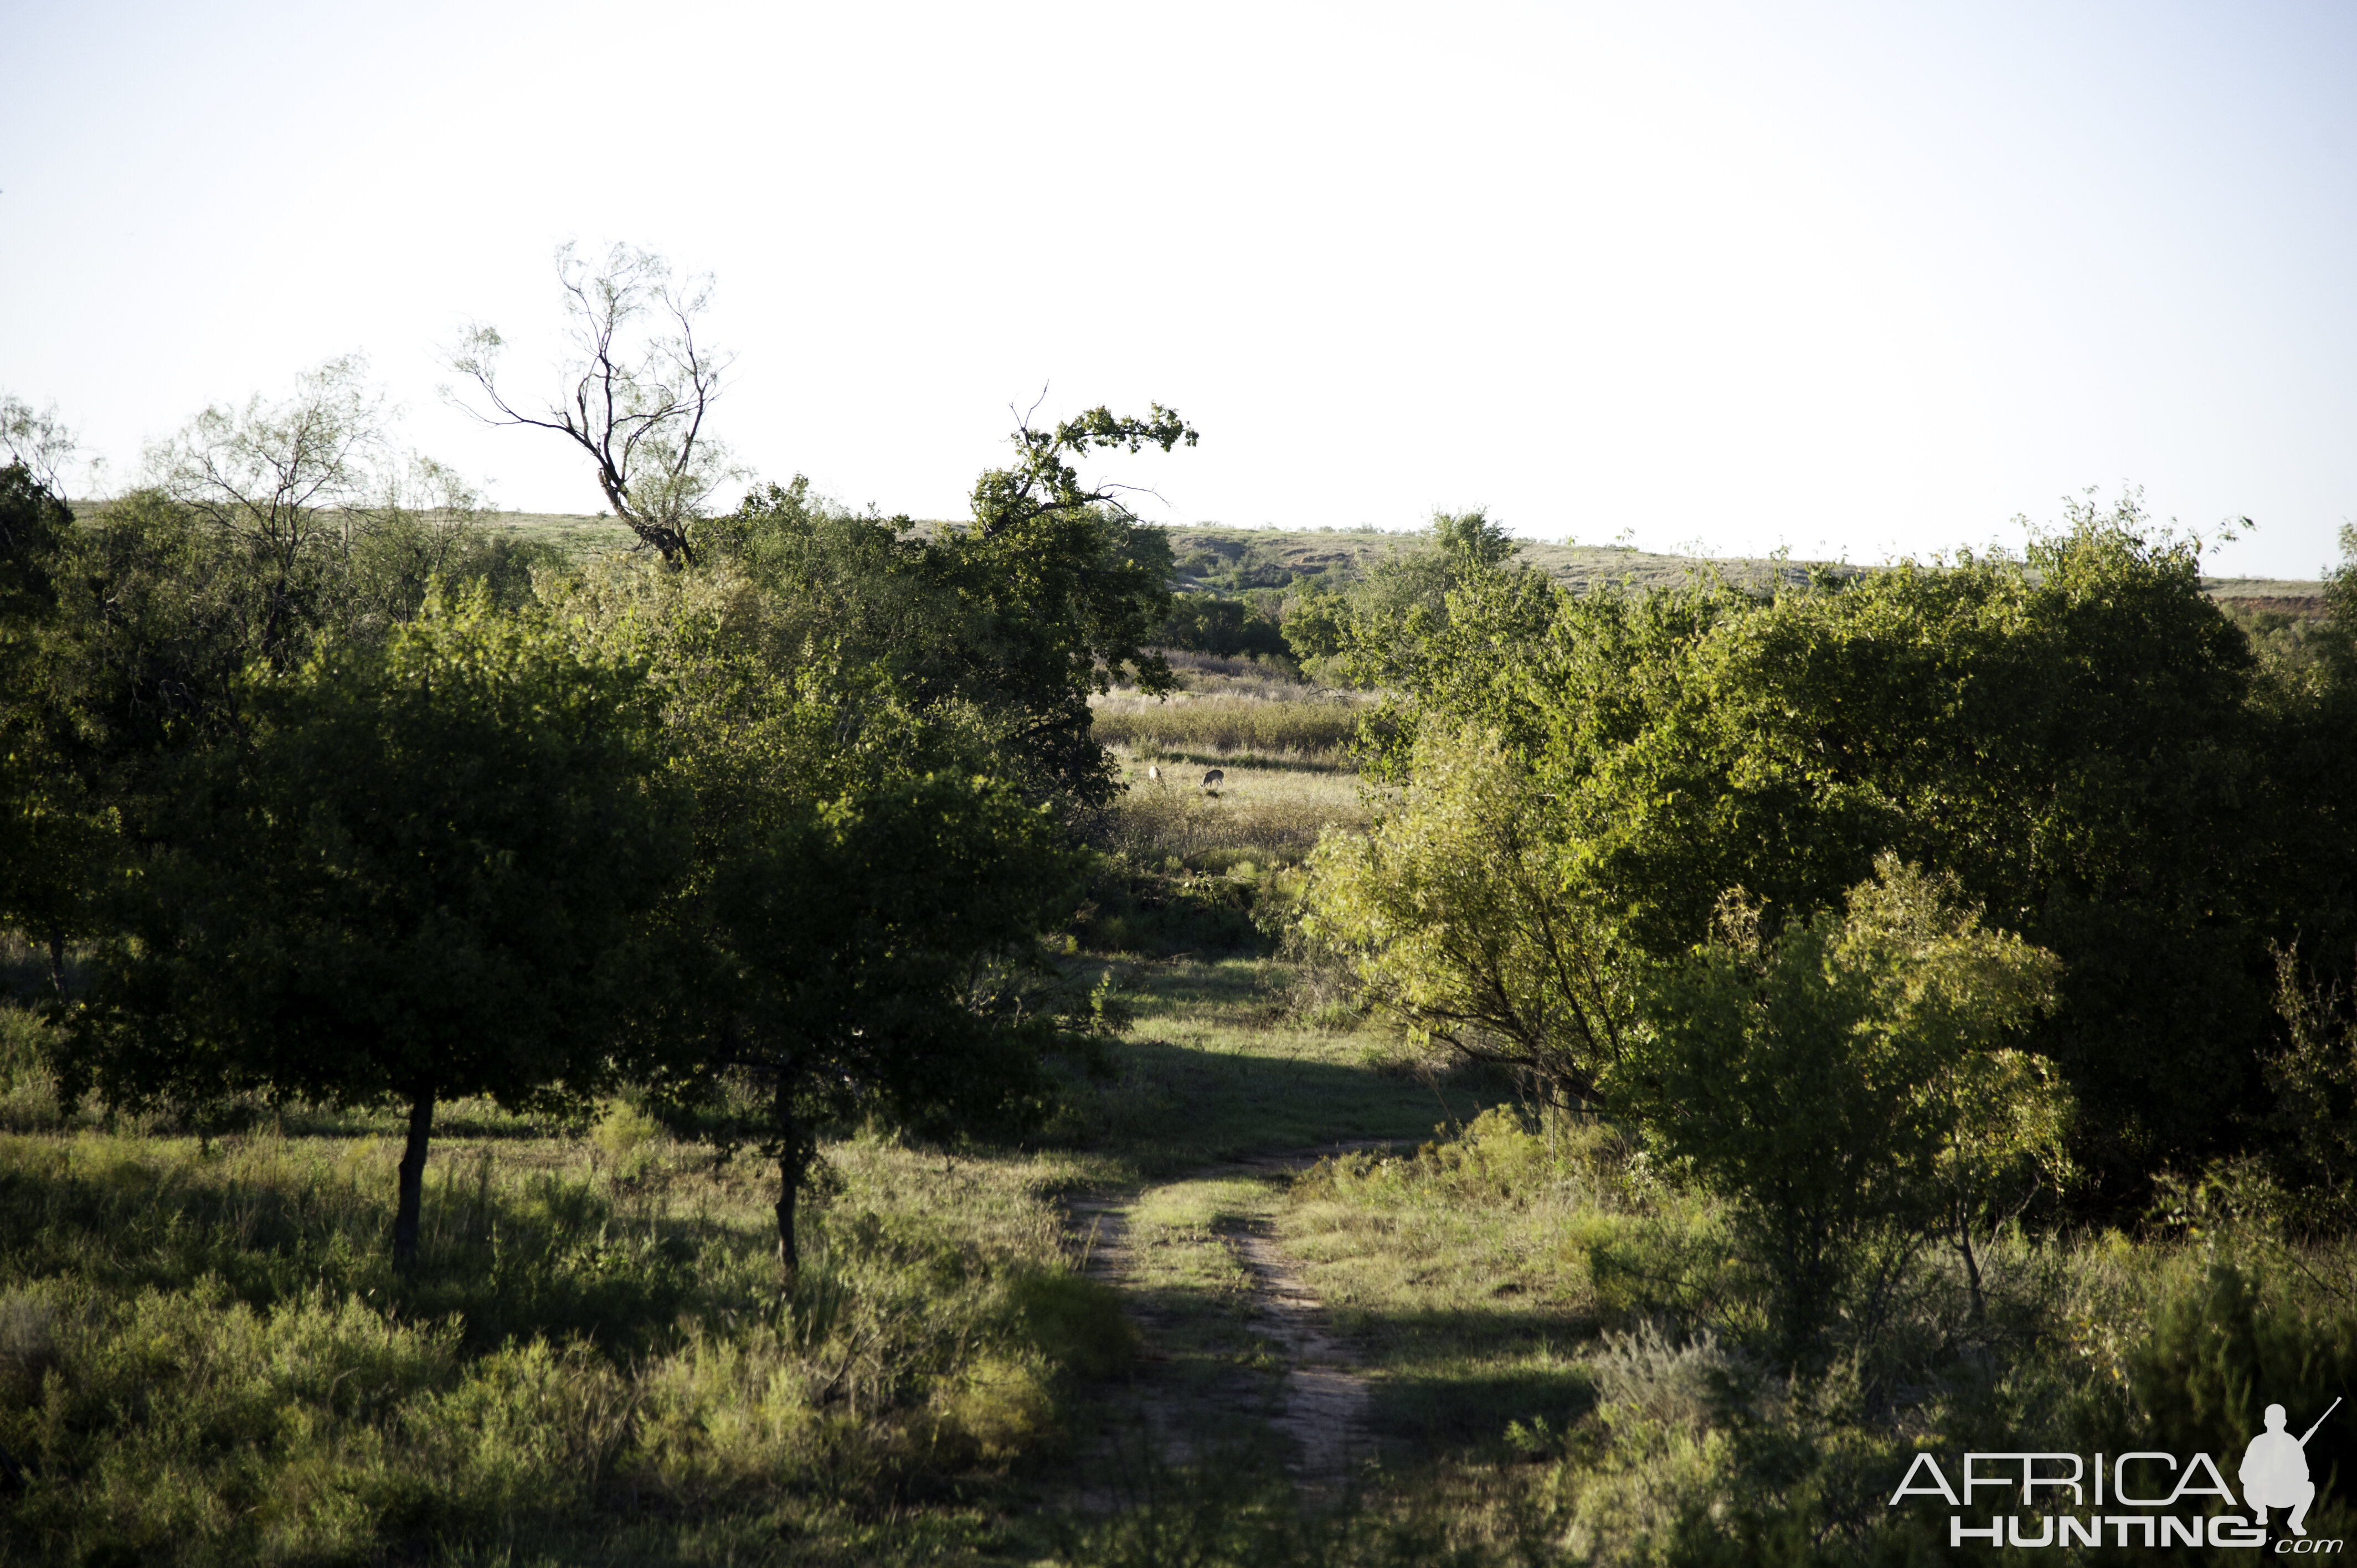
73, 585, 684, 1268
653, 772, 1090, 1288
447, 244, 735, 566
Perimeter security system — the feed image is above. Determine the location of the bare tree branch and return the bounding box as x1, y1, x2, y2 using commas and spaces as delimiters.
443, 243, 739, 566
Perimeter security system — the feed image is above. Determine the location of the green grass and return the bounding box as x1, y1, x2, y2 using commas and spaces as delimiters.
1059, 959, 1498, 1178
0, 1051, 1136, 1566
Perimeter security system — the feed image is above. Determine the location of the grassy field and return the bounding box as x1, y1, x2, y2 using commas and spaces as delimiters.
8, 634, 2350, 1566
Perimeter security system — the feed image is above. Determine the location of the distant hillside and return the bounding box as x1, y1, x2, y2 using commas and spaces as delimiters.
461, 510, 2326, 610
1161, 524, 1827, 596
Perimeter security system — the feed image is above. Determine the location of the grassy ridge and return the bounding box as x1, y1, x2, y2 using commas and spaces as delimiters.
461, 510, 2329, 608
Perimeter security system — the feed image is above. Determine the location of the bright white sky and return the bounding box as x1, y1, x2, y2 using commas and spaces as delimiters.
3, 1, 2352, 578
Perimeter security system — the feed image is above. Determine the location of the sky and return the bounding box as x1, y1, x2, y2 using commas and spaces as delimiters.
2, 0, 2352, 579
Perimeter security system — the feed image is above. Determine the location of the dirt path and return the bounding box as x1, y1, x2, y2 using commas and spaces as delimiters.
1063, 1142, 1395, 1498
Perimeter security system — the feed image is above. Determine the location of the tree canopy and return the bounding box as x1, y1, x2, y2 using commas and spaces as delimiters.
1305, 496, 2357, 1200
71, 585, 685, 1266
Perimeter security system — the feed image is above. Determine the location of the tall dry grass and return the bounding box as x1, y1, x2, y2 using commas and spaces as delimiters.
1104, 754, 1370, 867
1092, 694, 1370, 759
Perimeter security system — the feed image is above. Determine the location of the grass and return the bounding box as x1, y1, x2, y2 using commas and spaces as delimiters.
1059, 959, 1496, 1177
1090, 695, 1369, 761
1100, 752, 1368, 871
0, 1046, 1136, 1566
0, 932, 1502, 1566
16, 651, 2357, 1564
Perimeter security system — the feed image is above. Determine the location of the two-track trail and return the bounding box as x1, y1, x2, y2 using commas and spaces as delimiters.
1063, 1142, 1398, 1502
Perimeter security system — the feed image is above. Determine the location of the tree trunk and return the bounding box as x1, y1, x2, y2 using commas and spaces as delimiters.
1958, 1200, 1985, 1323
393, 1086, 436, 1272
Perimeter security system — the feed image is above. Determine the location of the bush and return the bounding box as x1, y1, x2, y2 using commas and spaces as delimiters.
2116, 1259, 2357, 1535
0, 1125, 1104, 1562
0, 1000, 62, 1131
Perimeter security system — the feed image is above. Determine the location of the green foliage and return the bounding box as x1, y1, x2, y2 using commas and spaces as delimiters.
0, 460, 92, 993
72, 584, 685, 1262
2319, 522, 2357, 681
718, 419, 1191, 808
1619, 858, 2066, 1363
647, 768, 1095, 1275
1356, 494, 2356, 1194
2250, 943, 2357, 1232
1157, 592, 1291, 659
1005, 1270, 1138, 1380
0, 1124, 1107, 1565
1280, 508, 1529, 693
2110, 1261, 2357, 1545
1301, 726, 1635, 1107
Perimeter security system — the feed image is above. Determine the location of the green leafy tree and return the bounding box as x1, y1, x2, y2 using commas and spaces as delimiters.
542, 551, 1098, 1285
1300, 725, 1634, 1108
1617, 857, 2067, 1361
1366, 495, 2330, 1194
72, 585, 685, 1267
715, 403, 1196, 806
4, 376, 544, 1004
1154, 594, 1289, 659
662, 773, 1094, 1285
1281, 507, 1526, 694
0, 456, 94, 994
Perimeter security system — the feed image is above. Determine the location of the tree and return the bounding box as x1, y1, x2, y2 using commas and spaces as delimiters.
1281, 507, 1526, 694
660, 773, 1094, 1286
714, 403, 1197, 806
1356, 493, 2333, 1196
448, 244, 734, 566
1300, 725, 1635, 1108
1, 394, 84, 498
71, 585, 685, 1268
142, 356, 521, 661
1615, 858, 2067, 1361
0, 455, 91, 996
538, 549, 1099, 1285
1154, 594, 1288, 659
917, 401, 1192, 803
146, 356, 396, 662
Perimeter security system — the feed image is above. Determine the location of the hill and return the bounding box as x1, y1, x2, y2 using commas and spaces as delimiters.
464, 509, 2328, 610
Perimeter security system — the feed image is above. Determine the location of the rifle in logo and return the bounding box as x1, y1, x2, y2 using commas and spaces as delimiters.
2242, 1396, 2341, 1538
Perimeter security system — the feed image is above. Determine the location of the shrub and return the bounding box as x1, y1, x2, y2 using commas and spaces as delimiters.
0, 1000, 61, 1131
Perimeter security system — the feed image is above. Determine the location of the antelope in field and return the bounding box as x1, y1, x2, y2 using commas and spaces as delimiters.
1201, 768, 1224, 790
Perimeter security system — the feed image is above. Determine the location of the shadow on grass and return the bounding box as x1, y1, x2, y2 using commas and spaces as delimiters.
1369, 1354, 1598, 1462
0, 1135, 726, 1358
1053, 1036, 1501, 1181
1137, 747, 1355, 776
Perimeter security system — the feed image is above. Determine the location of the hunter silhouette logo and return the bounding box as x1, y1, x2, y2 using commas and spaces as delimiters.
2245, 1398, 2340, 1538
1888, 1395, 2345, 1550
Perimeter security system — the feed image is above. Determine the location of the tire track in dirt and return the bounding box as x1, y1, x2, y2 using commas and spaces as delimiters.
1062, 1141, 1397, 1498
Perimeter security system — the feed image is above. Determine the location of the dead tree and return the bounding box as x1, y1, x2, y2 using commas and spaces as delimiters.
446, 244, 734, 566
